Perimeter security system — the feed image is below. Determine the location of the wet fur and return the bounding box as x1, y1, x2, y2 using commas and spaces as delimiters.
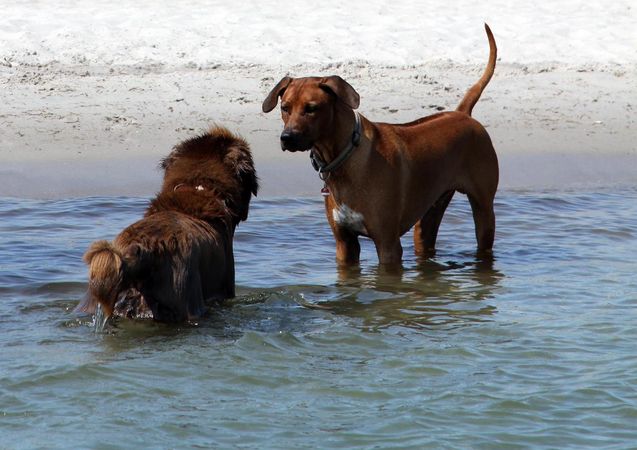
77, 126, 258, 323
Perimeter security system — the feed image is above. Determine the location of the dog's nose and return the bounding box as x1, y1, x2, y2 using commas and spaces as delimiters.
280, 130, 302, 150
280, 131, 296, 144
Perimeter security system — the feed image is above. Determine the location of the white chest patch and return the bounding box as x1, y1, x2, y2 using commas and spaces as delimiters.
332, 204, 367, 234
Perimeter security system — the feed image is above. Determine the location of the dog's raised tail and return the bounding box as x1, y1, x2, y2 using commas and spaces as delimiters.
76, 240, 124, 318
456, 24, 497, 116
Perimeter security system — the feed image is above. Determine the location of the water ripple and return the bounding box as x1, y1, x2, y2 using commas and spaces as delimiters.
1, 189, 637, 448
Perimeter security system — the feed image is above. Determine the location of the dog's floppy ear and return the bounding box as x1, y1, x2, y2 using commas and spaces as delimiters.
319, 76, 360, 110
262, 76, 293, 113
224, 142, 259, 222
225, 144, 258, 197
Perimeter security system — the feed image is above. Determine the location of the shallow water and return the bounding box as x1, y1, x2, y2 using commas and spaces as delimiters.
1, 189, 636, 449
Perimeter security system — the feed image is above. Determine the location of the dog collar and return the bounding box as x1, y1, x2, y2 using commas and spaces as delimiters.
174, 183, 206, 192
310, 112, 361, 180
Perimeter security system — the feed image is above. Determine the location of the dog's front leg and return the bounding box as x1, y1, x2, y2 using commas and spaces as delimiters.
334, 231, 361, 265
374, 237, 403, 267
330, 221, 361, 265
325, 198, 360, 265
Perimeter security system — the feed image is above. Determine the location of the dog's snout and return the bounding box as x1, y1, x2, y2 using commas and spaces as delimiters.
280, 130, 306, 151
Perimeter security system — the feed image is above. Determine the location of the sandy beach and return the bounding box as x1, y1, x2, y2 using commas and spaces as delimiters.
1, 0, 635, 198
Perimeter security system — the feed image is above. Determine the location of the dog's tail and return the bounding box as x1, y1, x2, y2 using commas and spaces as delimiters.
75, 240, 125, 318
456, 24, 497, 116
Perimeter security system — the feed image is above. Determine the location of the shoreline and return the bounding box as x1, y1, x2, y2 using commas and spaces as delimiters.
3, 152, 636, 200
1, 62, 636, 198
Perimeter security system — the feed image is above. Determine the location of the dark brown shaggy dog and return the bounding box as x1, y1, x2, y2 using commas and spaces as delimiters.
76, 126, 258, 323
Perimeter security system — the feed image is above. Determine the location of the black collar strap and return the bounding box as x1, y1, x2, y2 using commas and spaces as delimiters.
310, 112, 361, 180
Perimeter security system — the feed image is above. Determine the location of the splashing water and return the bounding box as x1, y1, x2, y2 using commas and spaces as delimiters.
92, 304, 108, 332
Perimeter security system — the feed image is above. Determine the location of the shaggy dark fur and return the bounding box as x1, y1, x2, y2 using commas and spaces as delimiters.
76, 126, 258, 323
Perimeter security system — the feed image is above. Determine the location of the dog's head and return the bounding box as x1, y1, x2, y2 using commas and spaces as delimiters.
262, 76, 360, 152
156, 126, 258, 224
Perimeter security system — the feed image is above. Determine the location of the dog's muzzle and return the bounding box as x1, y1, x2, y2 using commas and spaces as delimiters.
280, 130, 312, 152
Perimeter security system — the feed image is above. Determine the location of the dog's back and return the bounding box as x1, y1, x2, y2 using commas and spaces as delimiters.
118, 210, 231, 322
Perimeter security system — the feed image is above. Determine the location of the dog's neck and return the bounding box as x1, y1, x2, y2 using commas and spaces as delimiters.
310, 108, 360, 178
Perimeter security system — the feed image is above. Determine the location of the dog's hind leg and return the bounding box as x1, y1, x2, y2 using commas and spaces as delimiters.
185, 269, 206, 320
467, 192, 496, 255
414, 190, 455, 257
464, 130, 498, 256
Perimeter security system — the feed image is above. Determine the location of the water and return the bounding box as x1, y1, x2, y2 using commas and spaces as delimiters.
1, 190, 636, 449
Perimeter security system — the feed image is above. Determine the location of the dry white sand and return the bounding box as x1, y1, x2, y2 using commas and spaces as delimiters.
1, 1, 635, 198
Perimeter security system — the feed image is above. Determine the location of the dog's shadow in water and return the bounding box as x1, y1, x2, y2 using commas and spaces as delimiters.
296, 255, 505, 332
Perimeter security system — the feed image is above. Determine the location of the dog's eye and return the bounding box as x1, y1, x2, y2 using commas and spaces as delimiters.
281, 104, 290, 114
305, 104, 319, 114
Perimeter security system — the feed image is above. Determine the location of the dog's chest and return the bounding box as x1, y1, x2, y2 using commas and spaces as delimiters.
332, 204, 367, 234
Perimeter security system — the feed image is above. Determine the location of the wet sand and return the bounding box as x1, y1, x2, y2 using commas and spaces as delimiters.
1, 62, 635, 198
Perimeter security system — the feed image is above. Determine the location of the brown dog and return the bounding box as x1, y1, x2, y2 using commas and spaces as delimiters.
263, 25, 498, 265
76, 126, 258, 323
